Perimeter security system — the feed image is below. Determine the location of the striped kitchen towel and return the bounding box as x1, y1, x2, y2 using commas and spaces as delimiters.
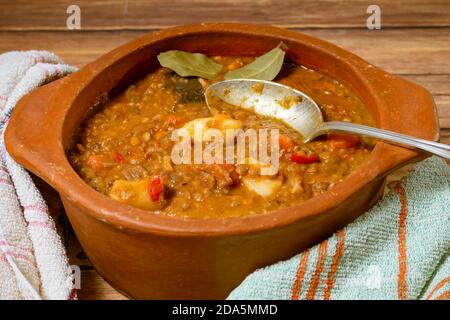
0, 50, 77, 299
228, 156, 450, 300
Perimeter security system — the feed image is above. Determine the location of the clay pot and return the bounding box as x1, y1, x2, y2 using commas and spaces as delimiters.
4, 23, 438, 299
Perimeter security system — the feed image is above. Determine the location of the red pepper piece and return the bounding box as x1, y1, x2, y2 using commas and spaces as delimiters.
148, 175, 163, 202
290, 152, 319, 164
114, 150, 125, 164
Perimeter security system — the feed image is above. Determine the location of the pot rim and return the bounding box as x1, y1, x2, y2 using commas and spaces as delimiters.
5, 23, 439, 237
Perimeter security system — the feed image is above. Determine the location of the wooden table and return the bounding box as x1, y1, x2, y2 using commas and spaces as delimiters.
0, 0, 449, 300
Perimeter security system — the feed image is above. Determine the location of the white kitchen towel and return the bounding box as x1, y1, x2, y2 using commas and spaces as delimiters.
0, 50, 77, 299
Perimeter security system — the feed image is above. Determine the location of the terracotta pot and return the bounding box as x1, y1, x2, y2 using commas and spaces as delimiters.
4, 23, 438, 299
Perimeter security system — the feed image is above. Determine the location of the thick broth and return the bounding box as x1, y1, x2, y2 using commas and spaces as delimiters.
69, 57, 374, 218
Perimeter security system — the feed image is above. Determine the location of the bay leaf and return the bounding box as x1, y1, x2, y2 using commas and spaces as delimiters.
224, 42, 287, 81
157, 50, 223, 80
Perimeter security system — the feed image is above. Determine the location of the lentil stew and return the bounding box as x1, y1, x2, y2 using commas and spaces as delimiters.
69, 56, 375, 218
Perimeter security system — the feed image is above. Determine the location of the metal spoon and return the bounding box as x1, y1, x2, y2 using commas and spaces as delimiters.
205, 79, 450, 160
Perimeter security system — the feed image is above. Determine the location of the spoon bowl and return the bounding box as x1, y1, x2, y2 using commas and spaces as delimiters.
205, 79, 450, 159
205, 79, 323, 142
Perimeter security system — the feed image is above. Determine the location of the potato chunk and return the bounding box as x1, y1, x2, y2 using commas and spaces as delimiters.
242, 176, 282, 197
109, 178, 165, 210
181, 114, 243, 141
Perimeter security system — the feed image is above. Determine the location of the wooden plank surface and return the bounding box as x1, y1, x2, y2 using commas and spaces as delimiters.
1, 28, 449, 75
78, 270, 127, 300
0, 0, 449, 300
1, 0, 449, 30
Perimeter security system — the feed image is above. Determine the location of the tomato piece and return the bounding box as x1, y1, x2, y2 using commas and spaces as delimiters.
328, 133, 359, 149
148, 175, 164, 202
86, 155, 105, 171
279, 134, 296, 152
114, 150, 125, 164
290, 152, 319, 164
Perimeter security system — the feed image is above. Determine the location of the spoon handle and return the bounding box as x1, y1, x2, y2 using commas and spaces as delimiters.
318, 121, 450, 160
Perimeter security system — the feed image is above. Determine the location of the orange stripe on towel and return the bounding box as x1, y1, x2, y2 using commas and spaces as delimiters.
291, 249, 311, 300
394, 183, 408, 300
435, 291, 450, 300
306, 240, 328, 300
323, 230, 346, 300
425, 277, 450, 300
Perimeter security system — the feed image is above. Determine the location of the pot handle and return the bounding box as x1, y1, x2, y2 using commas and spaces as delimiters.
359, 65, 441, 168
359, 66, 440, 143
4, 78, 70, 190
